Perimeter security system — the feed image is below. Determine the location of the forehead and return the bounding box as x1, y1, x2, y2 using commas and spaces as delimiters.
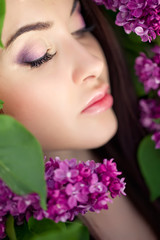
2, 0, 72, 45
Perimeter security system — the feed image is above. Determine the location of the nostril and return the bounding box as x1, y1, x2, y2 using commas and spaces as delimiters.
72, 59, 103, 85
83, 75, 96, 81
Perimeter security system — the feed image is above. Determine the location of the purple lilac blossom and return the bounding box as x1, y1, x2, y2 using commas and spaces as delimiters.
136, 46, 160, 149
139, 98, 160, 149
152, 131, 160, 148
135, 46, 160, 93
93, 0, 160, 42
139, 99, 160, 132
93, 0, 121, 11
0, 157, 126, 239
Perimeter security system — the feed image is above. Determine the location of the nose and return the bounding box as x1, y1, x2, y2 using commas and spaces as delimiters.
65, 36, 104, 85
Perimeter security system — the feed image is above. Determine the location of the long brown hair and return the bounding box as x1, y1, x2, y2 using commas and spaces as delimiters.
81, 0, 160, 237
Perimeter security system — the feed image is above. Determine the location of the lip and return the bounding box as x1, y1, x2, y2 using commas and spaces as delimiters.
81, 85, 113, 114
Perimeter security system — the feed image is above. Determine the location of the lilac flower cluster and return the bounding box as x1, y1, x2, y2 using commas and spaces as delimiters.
139, 99, 160, 132
135, 46, 160, 93
0, 157, 126, 239
46, 157, 126, 222
135, 46, 160, 148
93, 0, 160, 42
152, 131, 160, 148
0, 179, 48, 239
93, 0, 121, 11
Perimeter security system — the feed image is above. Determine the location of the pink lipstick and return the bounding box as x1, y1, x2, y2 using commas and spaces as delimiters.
82, 90, 113, 115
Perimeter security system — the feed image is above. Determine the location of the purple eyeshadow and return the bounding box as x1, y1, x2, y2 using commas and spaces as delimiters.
17, 46, 46, 64
17, 49, 38, 64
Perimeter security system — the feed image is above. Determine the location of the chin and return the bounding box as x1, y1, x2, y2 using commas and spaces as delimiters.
85, 111, 118, 149
41, 111, 118, 151
86, 126, 117, 149
75, 114, 118, 150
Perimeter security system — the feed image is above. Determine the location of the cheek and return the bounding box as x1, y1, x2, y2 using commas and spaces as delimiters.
0, 80, 34, 117
0, 71, 72, 130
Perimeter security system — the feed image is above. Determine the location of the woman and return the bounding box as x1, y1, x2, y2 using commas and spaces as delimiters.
0, 0, 159, 239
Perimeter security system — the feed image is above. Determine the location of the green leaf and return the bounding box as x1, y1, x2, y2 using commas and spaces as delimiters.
29, 221, 89, 240
138, 135, 160, 201
28, 217, 66, 234
28, 218, 89, 240
0, 115, 46, 209
15, 220, 35, 240
0, 99, 4, 110
155, 36, 160, 45
78, 223, 89, 240
0, 0, 5, 48
18, 218, 90, 240
6, 215, 17, 240
152, 118, 160, 125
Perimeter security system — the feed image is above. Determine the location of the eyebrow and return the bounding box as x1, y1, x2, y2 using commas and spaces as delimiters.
5, 22, 53, 48
5, 0, 78, 48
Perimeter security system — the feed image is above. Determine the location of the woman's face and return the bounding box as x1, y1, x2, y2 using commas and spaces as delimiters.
0, 0, 117, 151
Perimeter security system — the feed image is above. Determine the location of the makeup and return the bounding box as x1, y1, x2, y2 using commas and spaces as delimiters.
82, 93, 113, 114
81, 85, 113, 115
17, 46, 46, 64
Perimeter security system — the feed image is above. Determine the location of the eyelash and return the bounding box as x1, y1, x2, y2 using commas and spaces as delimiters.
73, 24, 95, 37
24, 52, 56, 68
25, 24, 95, 69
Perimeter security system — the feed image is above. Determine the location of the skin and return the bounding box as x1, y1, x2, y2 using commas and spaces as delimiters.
0, 1, 157, 239
0, 0, 117, 151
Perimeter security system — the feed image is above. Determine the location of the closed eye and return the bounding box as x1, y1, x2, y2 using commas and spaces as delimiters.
72, 25, 95, 37
24, 51, 57, 68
